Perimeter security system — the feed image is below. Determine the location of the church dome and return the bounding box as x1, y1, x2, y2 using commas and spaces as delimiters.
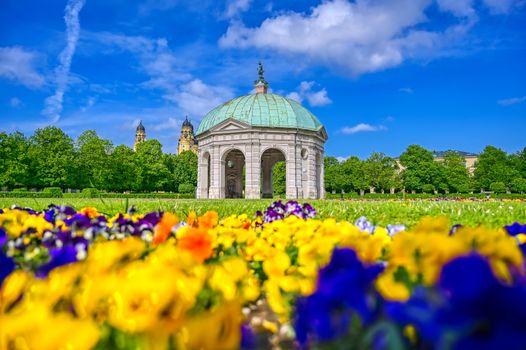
196, 93, 323, 135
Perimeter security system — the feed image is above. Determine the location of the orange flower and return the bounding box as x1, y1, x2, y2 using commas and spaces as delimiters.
177, 227, 213, 263
197, 211, 218, 229
79, 207, 100, 219
153, 212, 179, 245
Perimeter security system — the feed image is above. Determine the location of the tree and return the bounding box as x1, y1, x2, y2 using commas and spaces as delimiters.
0, 132, 30, 188
338, 156, 366, 194
511, 178, 526, 194
474, 146, 519, 191
27, 126, 76, 189
106, 145, 137, 192
324, 156, 340, 193
76, 130, 113, 190
399, 145, 442, 192
272, 161, 286, 196
363, 152, 399, 193
135, 140, 171, 191
440, 151, 471, 193
173, 151, 198, 192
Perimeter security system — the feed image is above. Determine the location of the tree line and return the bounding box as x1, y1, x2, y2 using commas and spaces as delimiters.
323, 145, 526, 195
1, 127, 525, 195
0, 127, 197, 193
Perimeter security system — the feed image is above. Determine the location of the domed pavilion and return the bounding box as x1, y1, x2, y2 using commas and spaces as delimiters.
196, 63, 328, 199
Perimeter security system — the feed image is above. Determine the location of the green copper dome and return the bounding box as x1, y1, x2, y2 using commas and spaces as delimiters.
196, 93, 323, 135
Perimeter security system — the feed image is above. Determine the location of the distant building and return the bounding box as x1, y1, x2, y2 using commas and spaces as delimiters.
395, 150, 479, 175
177, 116, 198, 155
432, 150, 478, 175
134, 120, 146, 151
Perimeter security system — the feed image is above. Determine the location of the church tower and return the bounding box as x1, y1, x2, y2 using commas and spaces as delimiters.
134, 120, 146, 151
177, 116, 198, 154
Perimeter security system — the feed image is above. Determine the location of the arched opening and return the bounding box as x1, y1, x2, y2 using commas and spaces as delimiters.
223, 149, 245, 198
261, 148, 286, 198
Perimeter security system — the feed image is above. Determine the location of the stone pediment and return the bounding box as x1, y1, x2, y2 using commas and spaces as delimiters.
209, 118, 251, 133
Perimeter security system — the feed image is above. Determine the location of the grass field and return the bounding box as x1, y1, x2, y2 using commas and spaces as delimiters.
1, 197, 525, 227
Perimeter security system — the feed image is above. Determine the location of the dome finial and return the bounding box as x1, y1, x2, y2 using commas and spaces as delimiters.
254, 61, 268, 94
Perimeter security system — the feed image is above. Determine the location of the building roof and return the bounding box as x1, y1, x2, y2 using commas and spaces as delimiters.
196, 93, 324, 135
182, 116, 193, 129
136, 120, 145, 132
433, 150, 478, 157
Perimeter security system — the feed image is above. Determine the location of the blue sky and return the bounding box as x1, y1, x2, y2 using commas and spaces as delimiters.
0, 0, 525, 158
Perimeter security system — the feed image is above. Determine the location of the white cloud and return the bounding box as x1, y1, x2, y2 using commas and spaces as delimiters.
80, 96, 96, 112
9, 97, 22, 108
398, 87, 414, 94
341, 123, 387, 134
336, 156, 348, 162
437, 0, 476, 17
151, 117, 181, 131
498, 95, 526, 106
286, 81, 332, 107
0, 46, 45, 88
42, 0, 86, 123
482, 0, 520, 14
225, 0, 252, 18
219, 0, 481, 75
87, 31, 230, 118
165, 79, 235, 117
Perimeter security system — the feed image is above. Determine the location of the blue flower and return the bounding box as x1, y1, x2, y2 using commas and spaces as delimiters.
387, 254, 526, 350
0, 250, 15, 285
294, 248, 384, 346
504, 222, 526, 236
0, 228, 7, 247
240, 324, 256, 350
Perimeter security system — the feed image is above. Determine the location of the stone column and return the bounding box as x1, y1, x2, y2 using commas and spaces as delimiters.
286, 143, 300, 199
319, 151, 326, 199
245, 142, 261, 199
208, 146, 221, 199
306, 147, 318, 199
196, 151, 203, 199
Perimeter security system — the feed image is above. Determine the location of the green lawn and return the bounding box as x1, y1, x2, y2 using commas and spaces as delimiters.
1, 198, 525, 228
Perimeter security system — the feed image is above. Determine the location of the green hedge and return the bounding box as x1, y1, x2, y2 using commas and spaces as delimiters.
82, 188, 100, 198
42, 187, 63, 197
325, 192, 526, 200
178, 183, 195, 194
0, 192, 53, 198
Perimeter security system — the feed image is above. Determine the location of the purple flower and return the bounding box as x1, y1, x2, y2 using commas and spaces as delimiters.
386, 224, 406, 236
262, 200, 318, 223
449, 223, 463, 236
302, 203, 317, 219
36, 245, 78, 278
355, 216, 376, 234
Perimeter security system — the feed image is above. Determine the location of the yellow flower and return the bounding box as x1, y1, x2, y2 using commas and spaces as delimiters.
375, 272, 410, 301
179, 302, 242, 350
0, 302, 100, 350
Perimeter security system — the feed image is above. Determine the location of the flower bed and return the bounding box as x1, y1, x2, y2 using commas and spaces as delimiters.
1, 201, 525, 349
